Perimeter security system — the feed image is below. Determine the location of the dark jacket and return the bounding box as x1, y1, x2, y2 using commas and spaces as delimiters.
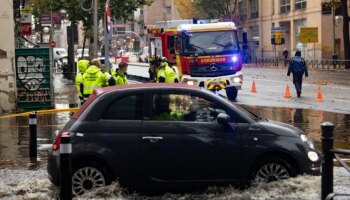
287, 56, 308, 77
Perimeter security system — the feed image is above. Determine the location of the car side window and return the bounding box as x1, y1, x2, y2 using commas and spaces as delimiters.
101, 94, 143, 120
152, 93, 227, 122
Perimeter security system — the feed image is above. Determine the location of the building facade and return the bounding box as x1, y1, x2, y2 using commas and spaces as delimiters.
238, 0, 350, 60
121, 0, 182, 51
0, 0, 16, 112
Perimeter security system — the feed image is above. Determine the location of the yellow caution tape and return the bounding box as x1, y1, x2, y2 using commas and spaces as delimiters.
0, 108, 79, 119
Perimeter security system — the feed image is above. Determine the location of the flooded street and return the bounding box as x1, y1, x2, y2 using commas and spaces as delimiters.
0, 105, 350, 199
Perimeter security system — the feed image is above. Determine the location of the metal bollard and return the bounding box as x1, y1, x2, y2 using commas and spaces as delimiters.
321, 122, 335, 200
29, 111, 37, 162
60, 135, 72, 200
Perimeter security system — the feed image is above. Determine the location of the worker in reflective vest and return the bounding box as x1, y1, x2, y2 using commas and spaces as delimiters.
112, 62, 128, 85
156, 58, 179, 83
75, 59, 89, 105
82, 58, 106, 98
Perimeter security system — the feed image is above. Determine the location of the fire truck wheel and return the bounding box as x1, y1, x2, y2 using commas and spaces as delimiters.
226, 87, 238, 101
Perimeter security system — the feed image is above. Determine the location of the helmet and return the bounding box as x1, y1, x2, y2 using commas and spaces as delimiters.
150, 55, 162, 65
160, 57, 169, 67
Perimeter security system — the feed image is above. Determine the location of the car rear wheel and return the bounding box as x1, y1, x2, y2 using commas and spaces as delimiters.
72, 163, 110, 196
251, 157, 296, 185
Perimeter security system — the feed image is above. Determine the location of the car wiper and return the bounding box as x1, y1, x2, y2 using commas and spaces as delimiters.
190, 44, 208, 55
212, 42, 233, 48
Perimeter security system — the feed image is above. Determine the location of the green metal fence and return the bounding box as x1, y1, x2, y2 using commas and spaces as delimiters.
15, 48, 54, 110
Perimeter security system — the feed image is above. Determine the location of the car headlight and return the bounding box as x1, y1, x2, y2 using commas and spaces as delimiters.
308, 151, 319, 162
301, 134, 315, 149
187, 81, 194, 85
233, 77, 241, 83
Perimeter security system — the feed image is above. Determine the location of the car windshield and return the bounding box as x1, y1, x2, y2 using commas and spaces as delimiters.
58, 50, 67, 55
183, 31, 239, 55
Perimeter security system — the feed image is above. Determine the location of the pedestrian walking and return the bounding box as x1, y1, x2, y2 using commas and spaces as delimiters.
112, 62, 128, 85
287, 50, 308, 97
283, 48, 289, 67
82, 58, 106, 98
75, 59, 89, 105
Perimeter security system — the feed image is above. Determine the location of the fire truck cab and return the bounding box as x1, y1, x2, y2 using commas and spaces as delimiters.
148, 22, 247, 101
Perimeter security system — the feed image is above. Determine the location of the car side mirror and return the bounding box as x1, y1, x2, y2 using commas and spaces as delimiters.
217, 113, 230, 125
56, 51, 60, 55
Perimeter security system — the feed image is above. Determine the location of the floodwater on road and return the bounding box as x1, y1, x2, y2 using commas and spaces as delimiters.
0, 105, 349, 199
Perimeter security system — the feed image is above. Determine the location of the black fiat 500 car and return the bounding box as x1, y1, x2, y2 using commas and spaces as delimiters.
48, 83, 321, 195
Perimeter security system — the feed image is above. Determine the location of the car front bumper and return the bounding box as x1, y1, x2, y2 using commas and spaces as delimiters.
182, 71, 243, 90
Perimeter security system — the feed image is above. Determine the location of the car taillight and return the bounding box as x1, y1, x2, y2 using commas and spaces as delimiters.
52, 131, 69, 151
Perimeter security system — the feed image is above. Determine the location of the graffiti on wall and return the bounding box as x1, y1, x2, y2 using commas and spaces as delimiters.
16, 56, 51, 103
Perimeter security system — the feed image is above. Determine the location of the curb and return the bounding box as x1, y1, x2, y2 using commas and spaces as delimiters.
127, 62, 149, 67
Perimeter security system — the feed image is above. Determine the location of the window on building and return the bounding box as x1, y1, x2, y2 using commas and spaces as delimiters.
295, 0, 306, 10
239, 1, 248, 21
295, 19, 307, 50
280, 0, 290, 13
140, 9, 144, 16
251, 25, 259, 40
250, 0, 259, 19
117, 27, 125, 33
165, 6, 172, 14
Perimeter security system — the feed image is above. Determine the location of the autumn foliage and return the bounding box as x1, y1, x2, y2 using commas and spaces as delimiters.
174, 0, 197, 19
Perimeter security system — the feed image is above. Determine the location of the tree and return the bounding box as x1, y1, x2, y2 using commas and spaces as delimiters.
174, 0, 197, 19
193, 0, 238, 20
323, 0, 350, 68
341, 0, 350, 68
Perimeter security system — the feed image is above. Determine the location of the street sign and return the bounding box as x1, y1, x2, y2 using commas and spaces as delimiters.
105, 0, 111, 33
41, 14, 51, 26
20, 13, 31, 23
300, 27, 318, 43
52, 12, 61, 25
19, 23, 32, 35
271, 27, 285, 45
50, 41, 56, 48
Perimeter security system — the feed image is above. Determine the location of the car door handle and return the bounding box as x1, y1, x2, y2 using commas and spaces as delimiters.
142, 136, 163, 143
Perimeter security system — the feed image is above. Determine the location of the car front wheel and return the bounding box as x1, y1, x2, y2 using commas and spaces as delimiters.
251, 157, 296, 185
72, 163, 109, 196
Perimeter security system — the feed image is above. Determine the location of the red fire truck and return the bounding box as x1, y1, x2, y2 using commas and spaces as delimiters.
148, 22, 247, 101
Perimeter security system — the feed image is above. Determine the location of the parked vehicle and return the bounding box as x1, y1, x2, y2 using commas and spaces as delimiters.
53, 48, 68, 61
76, 48, 89, 62
48, 83, 321, 195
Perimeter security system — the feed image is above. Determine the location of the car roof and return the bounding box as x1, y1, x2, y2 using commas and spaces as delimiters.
95, 83, 200, 96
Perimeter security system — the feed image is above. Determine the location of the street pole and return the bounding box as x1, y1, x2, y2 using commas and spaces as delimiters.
93, 0, 98, 58
332, 5, 337, 68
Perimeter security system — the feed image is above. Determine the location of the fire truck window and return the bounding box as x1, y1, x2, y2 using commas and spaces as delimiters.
183, 31, 239, 55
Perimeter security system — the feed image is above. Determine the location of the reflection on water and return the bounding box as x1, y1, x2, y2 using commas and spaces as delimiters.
0, 106, 350, 168
243, 105, 350, 149
0, 111, 71, 169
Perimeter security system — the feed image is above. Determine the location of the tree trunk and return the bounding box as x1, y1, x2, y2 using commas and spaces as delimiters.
341, 0, 350, 68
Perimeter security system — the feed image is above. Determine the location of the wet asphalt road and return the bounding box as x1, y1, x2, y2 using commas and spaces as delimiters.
0, 66, 350, 199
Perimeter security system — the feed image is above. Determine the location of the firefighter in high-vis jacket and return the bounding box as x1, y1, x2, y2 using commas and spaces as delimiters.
75, 59, 89, 104
150, 56, 179, 83
82, 58, 106, 98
